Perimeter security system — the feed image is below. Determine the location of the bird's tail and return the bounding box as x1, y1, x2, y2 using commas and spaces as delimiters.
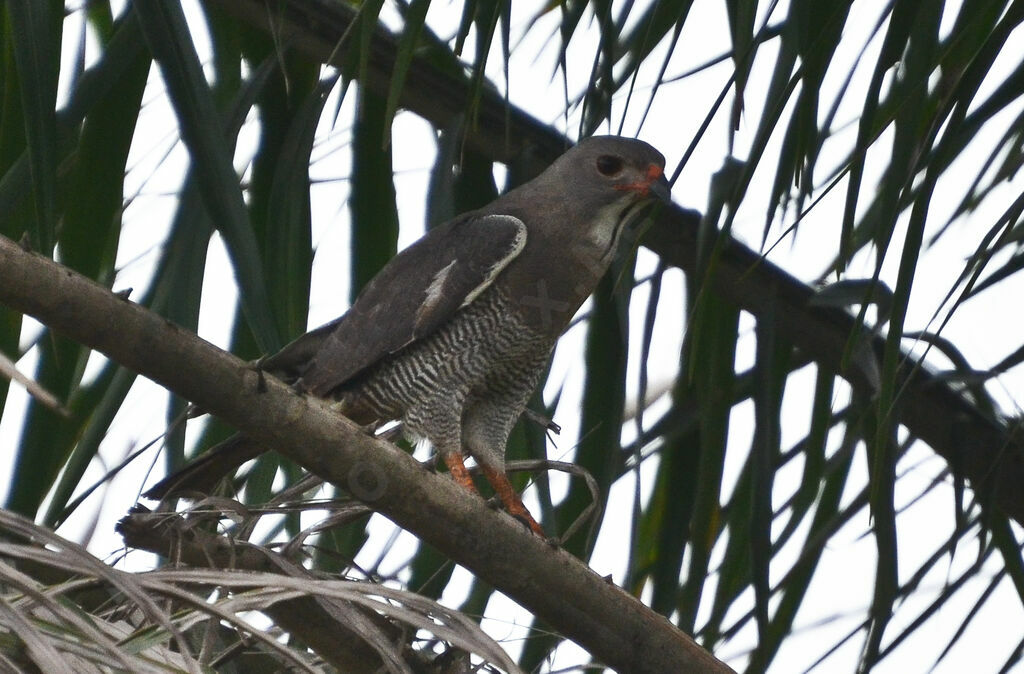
143, 434, 268, 499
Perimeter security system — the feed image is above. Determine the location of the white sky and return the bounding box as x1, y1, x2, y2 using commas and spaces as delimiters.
2, 0, 1024, 672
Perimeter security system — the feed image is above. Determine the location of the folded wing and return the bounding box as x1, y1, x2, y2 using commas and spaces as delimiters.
263, 214, 527, 396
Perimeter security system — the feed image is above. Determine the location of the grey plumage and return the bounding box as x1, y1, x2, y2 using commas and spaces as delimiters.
336, 284, 554, 469
146, 135, 670, 535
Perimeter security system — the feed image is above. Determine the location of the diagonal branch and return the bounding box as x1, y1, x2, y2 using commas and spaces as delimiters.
202, 0, 1024, 525
0, 234, 732, 673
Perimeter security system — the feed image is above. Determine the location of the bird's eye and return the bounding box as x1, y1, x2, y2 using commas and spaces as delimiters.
596, 155, 624, 177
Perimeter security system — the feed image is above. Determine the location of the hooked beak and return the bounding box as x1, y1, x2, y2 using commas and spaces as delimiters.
647, 166, 671, 203
615, 164, 672, 203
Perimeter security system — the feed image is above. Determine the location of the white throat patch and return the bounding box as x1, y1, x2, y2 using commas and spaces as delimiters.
584, 194, 639, 260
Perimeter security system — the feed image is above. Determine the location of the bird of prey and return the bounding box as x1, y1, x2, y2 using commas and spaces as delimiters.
146, 135, 671, 536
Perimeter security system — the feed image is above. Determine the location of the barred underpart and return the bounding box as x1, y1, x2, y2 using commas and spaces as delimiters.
335, 286, 555, 468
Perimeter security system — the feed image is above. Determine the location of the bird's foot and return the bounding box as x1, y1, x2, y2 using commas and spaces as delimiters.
479, 464, 546, 537
511, 513, 559, 546
506, 504, 546, 537
514, 509, 547, 537
443, 452, 479, 494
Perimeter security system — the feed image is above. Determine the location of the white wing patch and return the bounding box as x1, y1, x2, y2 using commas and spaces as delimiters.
417, 259, 458, 326
460, 215, 527, 308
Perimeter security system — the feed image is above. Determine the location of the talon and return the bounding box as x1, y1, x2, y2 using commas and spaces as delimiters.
479, 464, 546, 537
512, 513, 533, 531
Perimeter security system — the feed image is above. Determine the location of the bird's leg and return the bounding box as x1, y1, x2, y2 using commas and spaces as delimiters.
479, 464, 545, 537
443, 452, 479, 494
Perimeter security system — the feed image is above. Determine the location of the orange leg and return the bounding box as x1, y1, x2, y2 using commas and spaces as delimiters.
479, 464, 546, 537
443, 452, 479, 493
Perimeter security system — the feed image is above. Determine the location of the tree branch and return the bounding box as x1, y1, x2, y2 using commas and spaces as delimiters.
0, 234, 732, 673
202, 0, 1024, 525
117, 505, 444, 673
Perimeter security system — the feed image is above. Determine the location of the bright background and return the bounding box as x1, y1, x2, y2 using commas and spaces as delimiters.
2, 1, 1023, 672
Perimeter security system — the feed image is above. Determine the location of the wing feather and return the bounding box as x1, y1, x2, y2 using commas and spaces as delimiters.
268, 214, 526, 396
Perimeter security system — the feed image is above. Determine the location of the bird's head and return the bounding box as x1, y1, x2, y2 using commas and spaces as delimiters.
486, 136, 672, 335
548, 135, 670, 205
538, 135, 671, 260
